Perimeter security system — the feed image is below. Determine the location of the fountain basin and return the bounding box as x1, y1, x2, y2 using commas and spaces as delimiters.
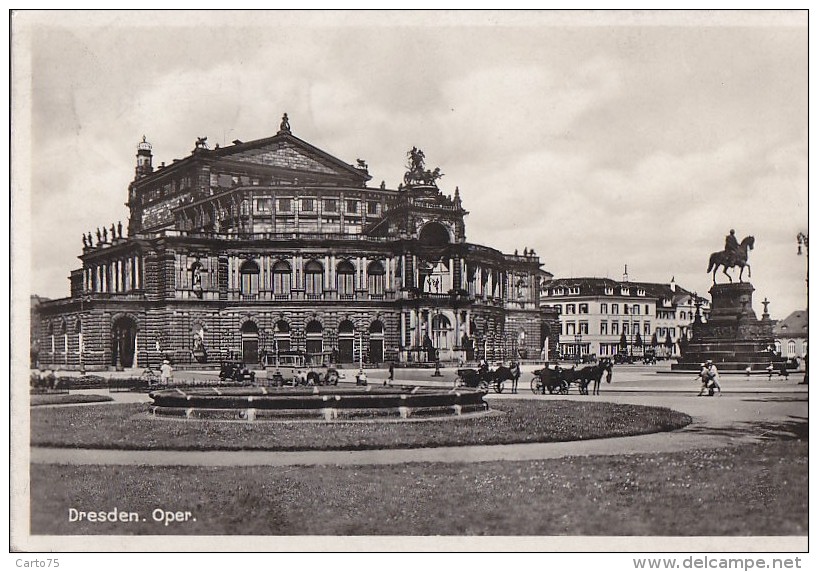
148, 386, 489, 421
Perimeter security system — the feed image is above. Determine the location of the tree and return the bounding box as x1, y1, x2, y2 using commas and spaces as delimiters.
664, 331, 674, 357
619, 332, 628, 354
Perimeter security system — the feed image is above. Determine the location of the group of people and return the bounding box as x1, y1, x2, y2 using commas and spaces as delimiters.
696, 359, 722, 397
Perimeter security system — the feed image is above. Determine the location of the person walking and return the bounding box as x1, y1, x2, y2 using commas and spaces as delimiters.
703, 359, 722, 396
160, 359, 173, 386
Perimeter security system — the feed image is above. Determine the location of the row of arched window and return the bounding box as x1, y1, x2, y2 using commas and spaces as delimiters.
236, 259, 386, 298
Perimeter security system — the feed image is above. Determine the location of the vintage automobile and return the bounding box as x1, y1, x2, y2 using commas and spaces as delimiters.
262, 351, 343, 386
218, 361, 256, 384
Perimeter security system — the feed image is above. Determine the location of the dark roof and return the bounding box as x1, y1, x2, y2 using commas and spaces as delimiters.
773, 310, 808, 337
544, 277, 704, 303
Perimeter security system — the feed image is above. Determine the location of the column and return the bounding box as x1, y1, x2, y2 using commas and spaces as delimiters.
134, 333, 139, 368
400, 309, 407, 348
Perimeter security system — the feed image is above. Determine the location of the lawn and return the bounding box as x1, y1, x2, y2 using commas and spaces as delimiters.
30, 400, 691, 451
30, 394, 114, 406
29, 439, 807, 536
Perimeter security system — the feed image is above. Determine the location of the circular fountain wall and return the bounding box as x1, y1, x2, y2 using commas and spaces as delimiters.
148, 386, 489, 421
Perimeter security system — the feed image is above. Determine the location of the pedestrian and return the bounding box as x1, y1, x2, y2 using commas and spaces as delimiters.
702, 359, 721, 396
745, 365, 752, 378
779, 363, 790, 380
766, 362, 775, 381
160, 359, 173, 386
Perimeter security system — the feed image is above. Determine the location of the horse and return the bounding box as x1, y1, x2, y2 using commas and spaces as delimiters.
590, 359, 614, 396
707, 236, 754, 284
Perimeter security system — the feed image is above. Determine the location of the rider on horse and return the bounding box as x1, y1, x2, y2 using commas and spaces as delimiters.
724, 229, 740, 266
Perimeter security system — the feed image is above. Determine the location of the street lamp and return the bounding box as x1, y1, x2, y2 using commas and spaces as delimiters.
574, 333, 583, 364
797, 232, 808, 311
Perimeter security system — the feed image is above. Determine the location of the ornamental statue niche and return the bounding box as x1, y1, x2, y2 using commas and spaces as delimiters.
404, 146, 444, 187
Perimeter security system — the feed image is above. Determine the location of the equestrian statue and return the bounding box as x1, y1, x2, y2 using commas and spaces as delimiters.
707, 229, 754, 284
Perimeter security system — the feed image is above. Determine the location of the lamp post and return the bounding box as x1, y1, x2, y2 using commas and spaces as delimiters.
797, 232, 808, 311
574, 333, 582, 364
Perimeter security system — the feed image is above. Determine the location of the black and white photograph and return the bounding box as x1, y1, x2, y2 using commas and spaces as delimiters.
10, 9, 809, 557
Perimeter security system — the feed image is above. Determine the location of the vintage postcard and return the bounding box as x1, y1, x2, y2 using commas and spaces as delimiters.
10, 10, 808, 557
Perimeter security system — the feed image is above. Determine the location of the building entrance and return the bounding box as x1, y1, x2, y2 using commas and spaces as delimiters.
338, 320, 355, 363
111, 316, 138, 368
241, 321, 259, 364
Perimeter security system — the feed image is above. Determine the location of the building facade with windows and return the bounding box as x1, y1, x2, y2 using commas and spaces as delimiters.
35, 117, 558, 370
773, 310, 808, 360
540, 276, 710, 360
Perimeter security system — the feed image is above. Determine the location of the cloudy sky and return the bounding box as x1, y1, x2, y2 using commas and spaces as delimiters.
15, 11, 808, 318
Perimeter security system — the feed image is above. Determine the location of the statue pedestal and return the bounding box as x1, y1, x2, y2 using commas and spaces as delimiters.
673, 282, 783, 372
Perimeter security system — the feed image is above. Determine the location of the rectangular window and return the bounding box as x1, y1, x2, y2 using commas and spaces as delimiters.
645, 304, 650, 315
644, 322, 651, 335
301, 198, 315, 212
579, 322, 589, 335
669, 327, 676, 339
566, 322, 576, 335
346, 199, 358, 213
324, 199, 338, 212
367, 201, 379, 215
579, 303, 589, 314
273, 272, 291, 295
633, 304, 640, 315
612, 304, 619, 314
623, 323, 630, 335
624, 305, 630, 315
368, 273, 385, 296
337, 273, 354, 297
306, 273, 323, 296
612, 322, 619, 335
278, 198, 292, 212
600, 322, 608, 335
600, 303, 608, 314
566, 304, 576, 314
255, 199, 271, 213
240, 273, 259, 298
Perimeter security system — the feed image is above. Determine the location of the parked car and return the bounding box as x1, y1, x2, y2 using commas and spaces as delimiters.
263, 351, 343, 386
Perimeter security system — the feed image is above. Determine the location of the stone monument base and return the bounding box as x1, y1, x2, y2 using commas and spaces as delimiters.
672, 282, 786, 372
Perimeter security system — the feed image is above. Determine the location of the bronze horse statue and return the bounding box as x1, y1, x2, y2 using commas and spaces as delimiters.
707, 235, 754, 284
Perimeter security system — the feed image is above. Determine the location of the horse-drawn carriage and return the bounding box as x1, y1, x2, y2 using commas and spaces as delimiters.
455, 363, 519, 393
530, 359, 613, 396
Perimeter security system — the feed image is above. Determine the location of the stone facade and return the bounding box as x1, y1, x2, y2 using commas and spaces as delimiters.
35, 118, 557, 370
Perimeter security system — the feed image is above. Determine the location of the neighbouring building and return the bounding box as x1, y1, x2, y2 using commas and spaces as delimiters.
539, 274, 710, 360
34, 115, 559, 370
773, 310, 808, 360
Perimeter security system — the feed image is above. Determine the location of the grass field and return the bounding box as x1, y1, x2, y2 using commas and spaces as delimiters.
30, 400, 691, 451
30, 439, 807, 536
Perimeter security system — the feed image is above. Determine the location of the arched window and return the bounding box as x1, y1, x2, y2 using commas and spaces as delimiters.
305, 320, 323, 354
240, 260, 260, 298
432, 314, 451, 350
272, 260, 291, 297
337, 320, 355, 363
60, 320, 68, 362
273, 320, 291, 352
369, 320, 385, 364
336, 260, 355, 298
419, 222, 450, 247
367, 260, 385, 297
788, 340, 797, 357
304, 260, 324, 298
